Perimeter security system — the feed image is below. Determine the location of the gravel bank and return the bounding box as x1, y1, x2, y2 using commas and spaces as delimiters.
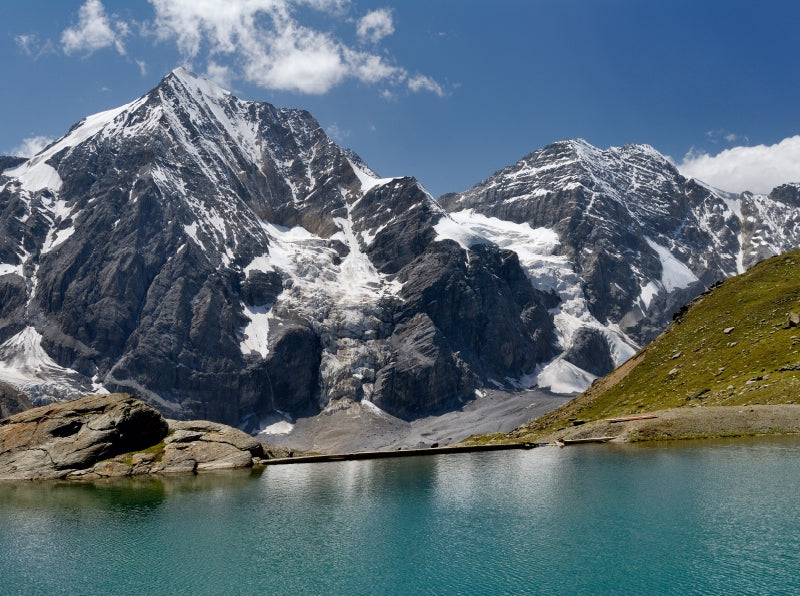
259, 389, 572, 453
519, 404, 800, 444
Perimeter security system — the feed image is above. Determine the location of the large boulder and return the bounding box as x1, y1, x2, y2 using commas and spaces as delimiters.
0, 393, 272, 480
0, 393, 168, 479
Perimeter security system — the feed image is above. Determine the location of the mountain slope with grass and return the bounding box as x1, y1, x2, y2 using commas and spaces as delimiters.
491, 249, 800, 443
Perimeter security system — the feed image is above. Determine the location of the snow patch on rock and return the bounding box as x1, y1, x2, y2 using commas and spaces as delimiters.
644, 236, 699, 291
536, 359, 596, 394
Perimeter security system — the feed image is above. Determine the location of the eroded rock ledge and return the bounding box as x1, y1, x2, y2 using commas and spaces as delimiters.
0, 394, 282, 480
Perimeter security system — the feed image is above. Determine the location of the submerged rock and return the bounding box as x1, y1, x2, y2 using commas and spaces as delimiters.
0, 394, 270, 480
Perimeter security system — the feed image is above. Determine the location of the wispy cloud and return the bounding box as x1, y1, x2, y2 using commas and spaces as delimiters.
61, 0, 129, 56
15, 34, 38, 56
407, 74, 446, 98
678, 136, 800, 194
356, 8, 394, 44
204, 61, 233, 89
14, 34, 55, 59
705, 128, 749, 145
146, 0, 439, 96
11, 135, 55, 158
325, 122, 350, 143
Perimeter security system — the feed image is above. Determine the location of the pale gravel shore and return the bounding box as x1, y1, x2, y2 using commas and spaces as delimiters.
258, 389, 573, 454
518, 404, 800, 444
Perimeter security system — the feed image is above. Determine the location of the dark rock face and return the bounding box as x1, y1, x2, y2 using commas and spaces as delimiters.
0, 274, 26, 342
355, 177, 442, 274
0, 156, 25, 172
371, 240, 559, 419
264, 323, 321, 413
0, 381, 32, 419
241, 270, 282, 307
562, 328, 615, 377
373, 313, 471, 418
397, 242, 558, 379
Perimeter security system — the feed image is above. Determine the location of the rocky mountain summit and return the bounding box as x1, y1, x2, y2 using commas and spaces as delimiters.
1, 69, 799, 441
440, 141, 800, 391
0, 69, 556, 430
0, 393, 270, 480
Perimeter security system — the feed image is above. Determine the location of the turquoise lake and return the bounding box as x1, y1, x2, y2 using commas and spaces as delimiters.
1, 437, 799, 595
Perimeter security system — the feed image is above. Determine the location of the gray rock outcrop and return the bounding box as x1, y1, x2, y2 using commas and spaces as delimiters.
0, 393, 270, 480
0, 380, 33, 419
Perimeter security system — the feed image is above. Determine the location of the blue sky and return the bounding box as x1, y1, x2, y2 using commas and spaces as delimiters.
2, 0, 800, 197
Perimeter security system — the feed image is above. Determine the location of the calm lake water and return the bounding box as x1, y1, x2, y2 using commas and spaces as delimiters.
2, 437, 800, 595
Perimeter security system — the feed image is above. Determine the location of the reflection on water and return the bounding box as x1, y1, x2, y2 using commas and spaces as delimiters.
2, 437, 800, 595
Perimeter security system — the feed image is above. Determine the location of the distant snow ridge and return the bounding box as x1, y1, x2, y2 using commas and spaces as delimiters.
1, 70, 800, 433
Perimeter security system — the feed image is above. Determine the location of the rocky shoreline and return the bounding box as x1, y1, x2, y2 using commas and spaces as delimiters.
6, 394, 799, 481
0, 394, 290, 481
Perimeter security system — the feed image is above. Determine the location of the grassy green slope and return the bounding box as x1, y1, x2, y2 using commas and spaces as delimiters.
510, 249, 800, 438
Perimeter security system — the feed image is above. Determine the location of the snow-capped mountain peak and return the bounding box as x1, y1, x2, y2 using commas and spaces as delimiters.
0, 69, 560, 429
2, 72, 800, 438
440, 139, 800, 392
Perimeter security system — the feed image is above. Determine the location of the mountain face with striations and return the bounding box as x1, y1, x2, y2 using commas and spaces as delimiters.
439, 140, 800, 391
0, 68, 558, 429
1, 69, 799, 434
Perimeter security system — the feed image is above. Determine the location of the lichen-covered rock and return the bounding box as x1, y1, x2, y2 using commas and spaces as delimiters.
79, 418, 268, 477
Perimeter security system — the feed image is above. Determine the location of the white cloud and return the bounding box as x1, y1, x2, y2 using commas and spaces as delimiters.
705, 128, 749, 145
724, 132, 747, 144
678, 136, 800, 194
357, 8, 394, 44
204, 61, 233, 89
15, 34, 38, 56
242, 23, 351, 94
407, 74, 445, 97
61, 0, 128, 56
11, 136, 55, 158
325, 123, 350, 142
146, 0, 442, 96
344, 48, 403, 84
44, 0, 444, 97
14, 34, 55, 59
